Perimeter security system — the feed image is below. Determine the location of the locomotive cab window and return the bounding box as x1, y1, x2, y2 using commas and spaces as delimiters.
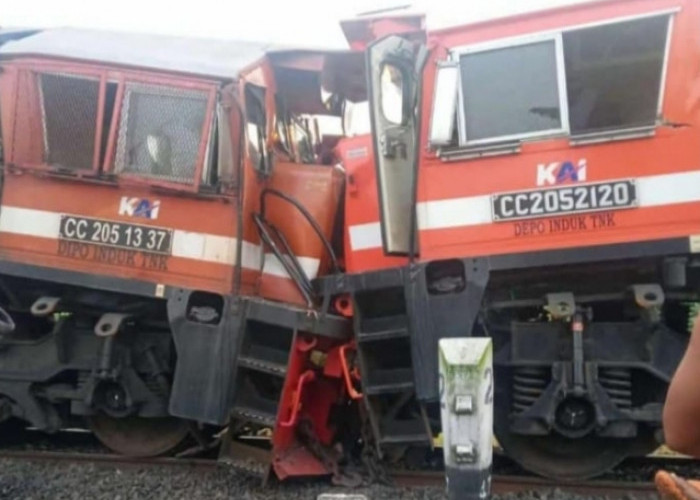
458, 36, 567, 144
564, 15, 669, 135
245, 84, 269, 175
40, 73, 100, 169
114, 83, 208, 185
443, 13, 673, 149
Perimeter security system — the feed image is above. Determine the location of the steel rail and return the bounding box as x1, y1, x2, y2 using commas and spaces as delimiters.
0, 449, 218, 470
390, 470, 656, 496
0, 449, 663, 496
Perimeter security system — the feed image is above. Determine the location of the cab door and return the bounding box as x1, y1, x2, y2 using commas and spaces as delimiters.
366, 36, 427, 255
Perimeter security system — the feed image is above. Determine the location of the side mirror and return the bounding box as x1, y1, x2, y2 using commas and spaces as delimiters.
428, 61, 459, 147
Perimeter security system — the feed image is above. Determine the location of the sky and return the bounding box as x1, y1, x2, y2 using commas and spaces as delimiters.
2, 0, 595, 48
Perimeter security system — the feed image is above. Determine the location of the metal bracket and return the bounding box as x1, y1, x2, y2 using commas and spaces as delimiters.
630, 284, 665, 309
30, 296, 60, 317
94, 313, 130, 337
544, 292, 575, 320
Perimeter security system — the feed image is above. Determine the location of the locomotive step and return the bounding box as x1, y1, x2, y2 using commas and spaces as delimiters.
356, 327, 409, 342
379, 433, 432, 445
238, 356, 287, 377
357, 315, 409, 342
365, 381, 415, 395
364, 367, 414, 395
232, 406, 277, 428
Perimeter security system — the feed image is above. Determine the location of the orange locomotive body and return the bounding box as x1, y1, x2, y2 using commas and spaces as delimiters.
0, 28, 362, 476
1, 0, 698, 484
318, 0, 699, 480
345, 0, 700, 269
0, 31, 343, 301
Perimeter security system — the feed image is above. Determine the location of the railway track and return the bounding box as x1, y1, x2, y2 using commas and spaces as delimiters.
391, 470, 656, 495
0, 449, 658, 497
0, 449, 217, 470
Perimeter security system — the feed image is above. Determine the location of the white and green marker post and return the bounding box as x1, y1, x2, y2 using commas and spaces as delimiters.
438, 338, 493, 500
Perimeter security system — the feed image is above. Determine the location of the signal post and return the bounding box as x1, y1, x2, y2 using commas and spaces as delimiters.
439, 338, 493, 500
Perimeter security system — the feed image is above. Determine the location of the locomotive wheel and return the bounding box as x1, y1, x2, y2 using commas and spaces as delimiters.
494, 428, 657, 480
89, 414, 190, 457
494, 387, 658, 480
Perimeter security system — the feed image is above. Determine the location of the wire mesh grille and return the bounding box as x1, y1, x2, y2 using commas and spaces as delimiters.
114, 84, 208, 184
39, 73, 99, 169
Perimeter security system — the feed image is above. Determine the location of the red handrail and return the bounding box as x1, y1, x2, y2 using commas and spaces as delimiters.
340, 342, 363, 400
279, 370, 316, 428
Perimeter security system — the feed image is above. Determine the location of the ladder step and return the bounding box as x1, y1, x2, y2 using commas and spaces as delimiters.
379, 433, 432, 445
238, 356, 287, 377
365, 368, 414, 395
359, 315, 408, 335
365, 380, 415, 395
232, 406, 277, 428
357, 328, 408, 342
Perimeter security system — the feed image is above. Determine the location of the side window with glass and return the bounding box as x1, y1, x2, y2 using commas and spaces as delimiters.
460, 38, 565, 144
40, 73, 100, 169
450, 14, 671, 147
114, 83, 208, 184
460, 39, 565, 143
564, 16, 668, 134
244, 85, 269, 175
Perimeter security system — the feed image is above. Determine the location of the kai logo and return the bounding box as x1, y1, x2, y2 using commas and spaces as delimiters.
536, 159, 587, 186
118, 197, 161, 219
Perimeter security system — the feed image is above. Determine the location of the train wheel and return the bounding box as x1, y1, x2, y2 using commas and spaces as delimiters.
494, 392, 658, 479
88, 414, 190, 457
494, 428, 657, 480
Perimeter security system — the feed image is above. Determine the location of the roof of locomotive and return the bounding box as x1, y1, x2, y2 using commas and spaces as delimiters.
0, 27, 293, 80
0, 28, 41, 46
430, 0, 664, 37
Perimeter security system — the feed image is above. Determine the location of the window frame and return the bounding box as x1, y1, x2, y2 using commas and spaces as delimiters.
108, 79, 216, 191
5, 59, 220, 193
453, 31, 570, 146
449, 8, 677, 148
244, 83, 270, 176
11, 64, 107, 175
37, 71, 104, 173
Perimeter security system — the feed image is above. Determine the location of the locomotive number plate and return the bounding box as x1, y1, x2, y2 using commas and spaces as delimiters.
492, 180, 637, 222
59, 215, 173, 255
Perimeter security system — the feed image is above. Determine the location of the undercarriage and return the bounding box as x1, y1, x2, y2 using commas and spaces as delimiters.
314, 252, 693, 479
0, 274, 186, 456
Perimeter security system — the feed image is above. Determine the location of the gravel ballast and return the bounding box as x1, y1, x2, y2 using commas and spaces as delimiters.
0, 458, 660, 500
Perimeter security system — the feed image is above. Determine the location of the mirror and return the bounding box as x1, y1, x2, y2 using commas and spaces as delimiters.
380, 64, 405, 125
367, 35, 427, 255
